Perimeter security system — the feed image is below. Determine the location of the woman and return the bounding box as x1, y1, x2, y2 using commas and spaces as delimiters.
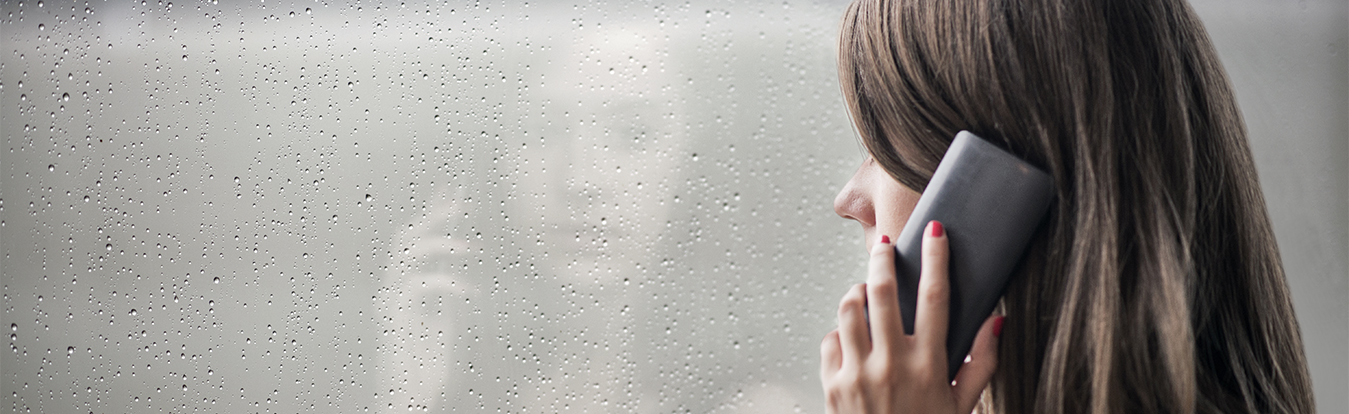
819, 0, 1315, 413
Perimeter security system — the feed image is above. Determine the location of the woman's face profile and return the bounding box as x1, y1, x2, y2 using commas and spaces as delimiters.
834, 156, 923, 252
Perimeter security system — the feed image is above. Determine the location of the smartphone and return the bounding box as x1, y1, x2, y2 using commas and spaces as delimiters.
892, 130, 1053, 381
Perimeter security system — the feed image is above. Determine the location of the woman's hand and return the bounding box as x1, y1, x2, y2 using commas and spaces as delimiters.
820, 221, 1003, 414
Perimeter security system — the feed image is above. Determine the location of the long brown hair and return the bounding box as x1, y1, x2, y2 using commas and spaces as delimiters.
837, 0, 1314, 412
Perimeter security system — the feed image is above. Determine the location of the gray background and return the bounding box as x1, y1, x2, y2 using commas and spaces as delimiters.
1198, 0, 1348, 411
0, 0, 1343, 413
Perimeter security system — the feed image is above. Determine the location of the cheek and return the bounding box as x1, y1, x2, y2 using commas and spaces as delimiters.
872, 184, 922, 236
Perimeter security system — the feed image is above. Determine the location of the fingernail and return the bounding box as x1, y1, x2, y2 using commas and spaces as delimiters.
994, 316, 1005, 337
880, 235, 890, 244
929, 220, 944, 237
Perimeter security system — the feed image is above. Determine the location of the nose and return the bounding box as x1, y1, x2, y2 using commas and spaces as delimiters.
834, 167, 875, 226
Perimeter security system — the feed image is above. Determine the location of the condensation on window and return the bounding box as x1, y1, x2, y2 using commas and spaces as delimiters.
1, 1, 862, 412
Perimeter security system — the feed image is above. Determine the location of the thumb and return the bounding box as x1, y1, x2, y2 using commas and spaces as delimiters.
952, 315, 1002, 412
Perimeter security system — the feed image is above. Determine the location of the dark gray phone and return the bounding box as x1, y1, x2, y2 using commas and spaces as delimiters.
893, 131, 1053, 381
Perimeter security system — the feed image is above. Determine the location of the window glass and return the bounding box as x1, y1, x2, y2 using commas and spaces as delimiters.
2, 1, 860, 412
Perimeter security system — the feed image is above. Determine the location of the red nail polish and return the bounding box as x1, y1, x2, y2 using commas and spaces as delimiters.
880, 235, 890, 244
994, 316, 1005, 337
929, 220, 944, 237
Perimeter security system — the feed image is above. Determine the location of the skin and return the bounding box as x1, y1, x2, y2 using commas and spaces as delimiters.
823, 157, 1003, 414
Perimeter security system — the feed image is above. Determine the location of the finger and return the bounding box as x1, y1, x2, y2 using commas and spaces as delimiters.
953, 315, 1002, 413
915, 220, 950, 354
865, 235, 903, 355
820, 330, 842, 381
837, 283, 872, 366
